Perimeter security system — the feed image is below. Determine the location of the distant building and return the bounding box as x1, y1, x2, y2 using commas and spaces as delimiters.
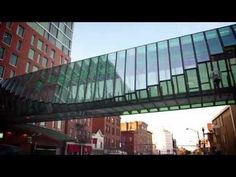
92, 116, 121, 154
211, 105, 236, 154
157, 129, 174, 154
121, 121, 153, 155
91, 129, 104, 155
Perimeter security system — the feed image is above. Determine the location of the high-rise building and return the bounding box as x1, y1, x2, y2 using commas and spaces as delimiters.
0, 22, 76, 153
0, 22, 73, 79
156, 129, 174, 154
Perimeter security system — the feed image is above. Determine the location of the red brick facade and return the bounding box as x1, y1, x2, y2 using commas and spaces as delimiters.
121, 121, 153, 155
92, 116, 121, 153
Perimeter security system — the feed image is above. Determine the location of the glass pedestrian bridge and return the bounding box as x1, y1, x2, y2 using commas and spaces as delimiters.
1, 24, 236, 123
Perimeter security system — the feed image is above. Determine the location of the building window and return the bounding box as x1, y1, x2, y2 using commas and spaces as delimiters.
32, 66, 39, 72
10, 54, 18, 66
52, 121, 55, 128
16, 25, 25, 37
44, 44, 48, 53
3, 32, 12, 45
37, 54, 41, 63
16, 40, 22, 51
50, 49, 55, 59
10, 70, 15, 78
0, 66, 4, 78
25, 62, 30, 73
31, 35, 35, 45
39, 122, 46, 127
60, 56, 64, 64
37, 39, 43, 51
28, 48, 35, 60
42, 57, 48, 67
0, 47, 5, 59
6, 22, 12, 29
57, 121, 61, 130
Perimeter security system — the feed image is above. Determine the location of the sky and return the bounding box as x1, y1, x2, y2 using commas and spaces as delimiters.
71, 22, 235, 150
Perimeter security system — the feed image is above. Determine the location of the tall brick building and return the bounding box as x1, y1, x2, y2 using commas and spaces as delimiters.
121, 121, 153, 155
92, 116, 121, 154
0, 22, 94, 154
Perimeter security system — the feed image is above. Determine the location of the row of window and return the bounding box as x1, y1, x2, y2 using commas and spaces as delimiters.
51, 25, 236, 104
30, 35, 56, 59
26, 22, 71, 56
0, 65, 15, 79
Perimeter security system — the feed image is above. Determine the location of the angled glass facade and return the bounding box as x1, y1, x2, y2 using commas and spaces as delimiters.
0, 24, 236, 123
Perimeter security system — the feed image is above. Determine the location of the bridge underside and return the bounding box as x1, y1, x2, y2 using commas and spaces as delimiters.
0, 80, 235, 124
1, 25, 236, 124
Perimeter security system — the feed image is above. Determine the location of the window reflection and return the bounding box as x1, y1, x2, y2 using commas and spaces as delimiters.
136, 46, 146, 89
180, 35, 196, 69
158, 41, 170, 81
205, 30, 223, 55
125, 48, 135, 92
218, 27, 236, 47
115, 51, 125, 96
169, 38, 183, 75
192, 33, 209, 62
147, 44, 158, 85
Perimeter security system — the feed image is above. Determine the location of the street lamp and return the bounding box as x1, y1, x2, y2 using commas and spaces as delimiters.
186, 128, 200, 148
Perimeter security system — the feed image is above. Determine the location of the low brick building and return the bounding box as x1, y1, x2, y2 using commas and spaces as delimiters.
121, 121, 153, 155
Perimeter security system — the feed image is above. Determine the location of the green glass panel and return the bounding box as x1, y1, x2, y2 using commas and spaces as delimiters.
187, 69, 199, 92
218, 26, 236, 47
198, 63, 209, 83
123, 111, 130, 115
94, 55, 107, 101
172, 77, 178, 94
138, 90, 148, 99
169, 38, 183, 75
219, 60, 226, 71
177, 75, 186, 93
180, 35, 196, 69
202, 83, 210, 90
180, 105, 190, 109
131, 110, 139, 114
160, 82, 168, 96
230, 58, 236, 65
207, 63, 214, 89
85, 57, 98, 102
203, 103, 213, 107
205, 30, 223, 55
149, 86, 158, 97
76, 59, 90, 102
215, 101, 226, 105
150, 108, 158, 112
147, 44, 158, 85
104, 53, 115, 99
125, 48, 135, 92
167, 81, 173, 95
115, 51, 125, 96
192, 33, 209, 62
231, 65, 236, 83
191, 104, 201, 108
141, 109, 148, 113
158, 41, 171, 81
159, 107, 168, 111
221, 72, 229, 88
228, 100, 235, 104
170, 106, 179, 110
136, 46, 146, 89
